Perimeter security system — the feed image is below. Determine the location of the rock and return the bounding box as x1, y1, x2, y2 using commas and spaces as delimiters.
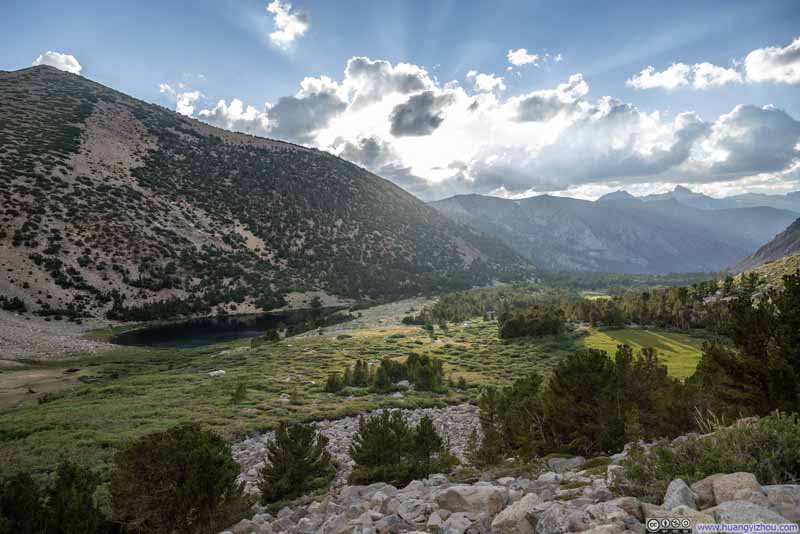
228, 519, 260, 534
663, 479, 697, 510
547, 456, 586, 474
763, 484, 800, 522
711, 501, 794, 524
435, 484, 509, 514
491, 493, 542, 534
581, 526, 623, 534
690, 474, 724, 510
374, 513, 414, 533
319, 513, 350, 534
395, 380, 411, 389
428, 510, 446, 530
711, 472, 766, 505
606, 465, 624, 487
443, 512, 475, 533
538, 472, 563, 484
397, 498, 434, 523
607, 497, 642, 521
208, 369, 226, 377
532, 502, 569, 534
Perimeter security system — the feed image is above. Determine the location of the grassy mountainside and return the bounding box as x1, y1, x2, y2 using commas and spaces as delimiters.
736, 217, 800, 272
0, 66, 530, 321
431, 193, 797, 274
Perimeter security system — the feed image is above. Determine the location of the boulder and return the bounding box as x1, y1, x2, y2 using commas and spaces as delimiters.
581, 526, 623, 534
397, 498, 434, 523
606, 465, 624, 487
491, 493, 542, 534
532, 502, 569, 534
443, 512, 475, 533
690, 474, 723, 509
374, 513, 415, 533
663, 479, 697, 510
547, 456, 586, 474
607, 497, 642, 521
538, 472, 563, 484
208, 370, 226, 377
227, 519, 260, 534
435, 484, 509, 514
711, 472, 765, 505
711, 501, 794, 524
763, 484, 800, 522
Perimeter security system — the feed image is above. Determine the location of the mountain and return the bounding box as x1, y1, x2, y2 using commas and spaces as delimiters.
430, 194, 798, 274
638, 185, 800, 212
736, 218, 800, 272
0, 66, 531, 320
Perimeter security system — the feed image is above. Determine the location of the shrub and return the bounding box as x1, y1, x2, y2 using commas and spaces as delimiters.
110, 424, 247, 534
613, 412, 800, 503
257, 422, 335, 504
231, 379, 248, 404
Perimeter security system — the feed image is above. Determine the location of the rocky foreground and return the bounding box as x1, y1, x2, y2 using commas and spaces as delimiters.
224, 406, 800, 534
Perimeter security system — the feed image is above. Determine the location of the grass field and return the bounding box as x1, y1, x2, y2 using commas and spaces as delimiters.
0, 319, 577, 479
581, 328, 706, 379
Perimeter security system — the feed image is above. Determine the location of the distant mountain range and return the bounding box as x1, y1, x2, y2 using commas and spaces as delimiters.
431, 193, 799, 274
736, 217, 800, 272
0, 66, 530, 320
600, 185, 800, 213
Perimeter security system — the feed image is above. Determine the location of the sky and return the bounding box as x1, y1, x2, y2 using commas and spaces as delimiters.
2, 0, 800, 201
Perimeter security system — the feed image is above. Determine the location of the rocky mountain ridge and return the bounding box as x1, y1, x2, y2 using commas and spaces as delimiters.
0, 66, 530, 321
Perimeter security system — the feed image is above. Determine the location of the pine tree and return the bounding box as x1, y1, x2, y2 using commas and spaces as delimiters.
349, 411, 414, 485
412, 416, 455, 477
258, 422, 335, 504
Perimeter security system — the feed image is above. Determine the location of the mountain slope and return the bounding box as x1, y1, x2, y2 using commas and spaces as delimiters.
736, 218, 800, 272
431, 194, 798, 274
0, 66, 531, 320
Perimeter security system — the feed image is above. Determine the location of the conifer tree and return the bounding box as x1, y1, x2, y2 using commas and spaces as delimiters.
258, 422, 335, 503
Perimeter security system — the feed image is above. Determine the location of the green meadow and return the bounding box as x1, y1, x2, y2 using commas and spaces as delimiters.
581, 328, 706, 379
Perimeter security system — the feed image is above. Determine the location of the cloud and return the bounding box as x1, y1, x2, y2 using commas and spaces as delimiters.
745, 36, 800, 85
626, 63, 692, 90
692, 62, 743, 89
628, 36, 800, 90
265, 76, 347, 142
343, 56, 434, 109
687, 104, 800, 177
507, 48, 539, 67
389, 90, 455, 137
32, 51, 82, 74
198, 99, 271, 136
159, 84, 201, 116
466, 71, 506, 92
266, 0, 309, 49
512, 73, 588, 122
627, 62, 743, 90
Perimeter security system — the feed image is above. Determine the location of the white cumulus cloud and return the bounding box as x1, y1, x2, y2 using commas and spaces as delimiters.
32, 51, 82, 74
159, 84, 202, 116
745, 36, 800, 85
507, 48, 539, 67
626, 63, 692, 90
466, 71, 506, 92
266, 0, 309, 50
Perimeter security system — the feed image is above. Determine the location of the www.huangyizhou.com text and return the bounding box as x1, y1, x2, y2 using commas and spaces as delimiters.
696, 523, 799, 533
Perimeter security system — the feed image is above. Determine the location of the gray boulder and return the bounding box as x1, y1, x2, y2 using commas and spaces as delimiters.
533, 502, 569, 534
547, 456, 586, 474
663, 479, 697, 510
491, 493, 542, 533
763, 484, 800, 522
435, 484, 509, 514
